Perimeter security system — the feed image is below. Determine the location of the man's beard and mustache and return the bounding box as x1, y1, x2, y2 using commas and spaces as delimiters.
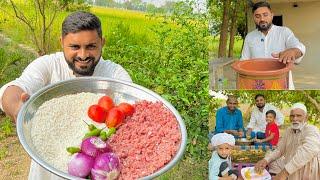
256, 103, 265, 109
256, 21, 272, 31
66, 56, 100, 76
291, 122, 306, 130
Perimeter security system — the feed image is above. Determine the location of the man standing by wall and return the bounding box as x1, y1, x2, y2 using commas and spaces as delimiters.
241, 1, 305, 89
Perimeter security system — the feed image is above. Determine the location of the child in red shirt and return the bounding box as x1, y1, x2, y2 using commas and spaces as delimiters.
254, 110, 279, 146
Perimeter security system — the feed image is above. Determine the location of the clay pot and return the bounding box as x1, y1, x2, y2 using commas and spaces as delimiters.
231, 58, 293, 90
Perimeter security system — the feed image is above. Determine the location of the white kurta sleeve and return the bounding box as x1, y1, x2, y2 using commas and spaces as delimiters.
0, 56, 51, 110
241, 36, 251, 60
284, 27, 306, 64
271, 104, 284, 126
112, 64, 132, 83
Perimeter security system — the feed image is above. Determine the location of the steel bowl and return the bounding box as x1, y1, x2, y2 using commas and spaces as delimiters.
17, 77, 187, 180
235, 138, 254, 146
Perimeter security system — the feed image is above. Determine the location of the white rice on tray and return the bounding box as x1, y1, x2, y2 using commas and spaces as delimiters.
31, 92, 109, 172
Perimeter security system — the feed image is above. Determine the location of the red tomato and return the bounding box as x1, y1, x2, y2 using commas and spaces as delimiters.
105, 108, 125, 128
98, 96, 114, 111
88, 105, 107, 123
117, 103, 135, 117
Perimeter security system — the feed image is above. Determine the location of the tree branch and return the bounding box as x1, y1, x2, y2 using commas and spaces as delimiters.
301, 91, 320, 113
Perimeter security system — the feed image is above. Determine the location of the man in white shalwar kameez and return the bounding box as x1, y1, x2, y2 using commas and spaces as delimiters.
241, 1, 306, 90
0, 12, 131, 180
255, 103, 320, 180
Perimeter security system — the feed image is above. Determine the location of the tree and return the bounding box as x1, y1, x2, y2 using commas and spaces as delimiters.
217, 0, 230, 58
228, 0, 238, 57
208, 0, 248, 58
0, 0, 89, 55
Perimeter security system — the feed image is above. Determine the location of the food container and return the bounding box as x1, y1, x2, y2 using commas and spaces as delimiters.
17, 77, 187, 179
231, 58, 293, 90
235, 138, 254, 146
241, 167, 271, 180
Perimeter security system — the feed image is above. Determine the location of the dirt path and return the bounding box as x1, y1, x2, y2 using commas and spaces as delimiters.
0, 135, 30, 180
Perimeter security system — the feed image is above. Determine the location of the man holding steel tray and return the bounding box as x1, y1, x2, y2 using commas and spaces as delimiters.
0, 11, 131, 180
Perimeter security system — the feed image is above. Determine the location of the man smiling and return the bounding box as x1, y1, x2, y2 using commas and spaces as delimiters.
0, 11, 131, 180
241, 1, 306, 89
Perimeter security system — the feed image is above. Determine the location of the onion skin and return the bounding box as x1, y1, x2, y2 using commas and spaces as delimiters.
81, 136, 112, 157
91, 153, 120, 180
68, 153, 94, 178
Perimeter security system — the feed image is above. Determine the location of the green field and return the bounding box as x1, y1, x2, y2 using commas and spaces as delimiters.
0, 5, 161, 52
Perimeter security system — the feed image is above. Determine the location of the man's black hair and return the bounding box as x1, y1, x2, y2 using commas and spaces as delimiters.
255, 94, 265, 100
252, 1, 271, 13
62, 11, 102, 38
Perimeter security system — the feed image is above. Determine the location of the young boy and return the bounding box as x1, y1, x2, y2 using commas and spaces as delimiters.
208, 133, 238, 180
254, 110, 280, 146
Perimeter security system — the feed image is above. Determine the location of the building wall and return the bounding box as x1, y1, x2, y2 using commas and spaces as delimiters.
247, 1, 320, 88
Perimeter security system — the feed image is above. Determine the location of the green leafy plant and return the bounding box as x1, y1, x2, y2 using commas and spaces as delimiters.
0, 116, 15, 140
104, 1, 209, 162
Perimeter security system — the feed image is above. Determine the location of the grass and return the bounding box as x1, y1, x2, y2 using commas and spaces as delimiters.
0, 5, 161, 52
156, 156, 208, 180
208, 35, 243, 59
0, 116, 15, 141
0, 34, 36, 85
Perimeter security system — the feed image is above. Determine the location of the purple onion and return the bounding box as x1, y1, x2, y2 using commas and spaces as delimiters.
68, 152, 94, 178
91, 153, 120, 180
81, 136, 112, 157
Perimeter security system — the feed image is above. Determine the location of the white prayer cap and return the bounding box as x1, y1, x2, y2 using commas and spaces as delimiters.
290, 103, 307, 114
211, 133, 235, 147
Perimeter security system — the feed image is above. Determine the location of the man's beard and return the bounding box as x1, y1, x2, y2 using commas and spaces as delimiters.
256, 104, 265, 109
256, 21, 272, 31
291, 122, 306, 130
66, 56, 100, 76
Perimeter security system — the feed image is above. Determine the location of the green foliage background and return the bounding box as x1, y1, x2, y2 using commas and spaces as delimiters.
104, 1, 210, 160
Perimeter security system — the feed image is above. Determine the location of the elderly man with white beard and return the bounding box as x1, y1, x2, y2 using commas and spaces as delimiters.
254, 103, 320, 180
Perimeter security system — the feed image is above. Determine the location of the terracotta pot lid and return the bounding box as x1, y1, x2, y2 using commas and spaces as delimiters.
231, 58, 293, 76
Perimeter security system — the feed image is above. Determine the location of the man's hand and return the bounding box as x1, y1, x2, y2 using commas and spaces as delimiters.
255, 138, 262, 143
254, 159, 268, 175
246, 128, 252, 139
218, 176, 234, 180
272, 48, 302, 64
14, 92, 30, 119
238, 130, 244, 137
2, 86, 30, 123
273, 169, 289, 180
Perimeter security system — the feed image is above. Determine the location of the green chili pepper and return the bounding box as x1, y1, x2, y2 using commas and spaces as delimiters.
99, 131, 108, 141
83, 128, 102, 140
88, 124, 97, 131
106, 127, 116, 138
66, 147, 80, 155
